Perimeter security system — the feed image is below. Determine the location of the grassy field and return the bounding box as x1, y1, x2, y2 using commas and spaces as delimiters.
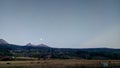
0, 59, 120, 68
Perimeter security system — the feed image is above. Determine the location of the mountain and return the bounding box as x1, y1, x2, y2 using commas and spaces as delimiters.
0, 39, 8, 44
26, 43, 35, 46
37, 44, 50, 48
26, 43, 50, 48
0, 39, 120, 60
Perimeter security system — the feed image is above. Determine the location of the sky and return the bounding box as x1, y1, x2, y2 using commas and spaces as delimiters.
0, 0, 120, 48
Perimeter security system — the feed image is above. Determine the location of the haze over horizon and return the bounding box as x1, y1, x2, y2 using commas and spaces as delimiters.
0, 0, 120, 48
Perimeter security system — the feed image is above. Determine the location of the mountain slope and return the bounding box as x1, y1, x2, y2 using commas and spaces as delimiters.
0, 39, 8, 44
0, 39, 120, 60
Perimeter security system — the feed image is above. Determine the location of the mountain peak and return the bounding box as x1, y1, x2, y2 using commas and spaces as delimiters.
26, 43, 49, 47
37, 44, 49, 47
0, 39, 8, 44
26, 43, 34, 46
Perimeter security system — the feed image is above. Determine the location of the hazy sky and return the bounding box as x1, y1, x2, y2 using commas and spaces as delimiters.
0, 0, 120, 48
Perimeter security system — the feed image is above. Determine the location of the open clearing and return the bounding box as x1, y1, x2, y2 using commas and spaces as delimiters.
0, 59, 120, 68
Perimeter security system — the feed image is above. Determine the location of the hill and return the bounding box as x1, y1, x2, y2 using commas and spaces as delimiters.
0, 39, 120, 60
0, 39, 8, 44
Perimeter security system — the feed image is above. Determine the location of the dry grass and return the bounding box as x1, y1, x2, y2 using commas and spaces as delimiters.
0, 59, 120, 68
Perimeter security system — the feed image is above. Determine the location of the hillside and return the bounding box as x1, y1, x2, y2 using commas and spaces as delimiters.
0, 39, 120, 60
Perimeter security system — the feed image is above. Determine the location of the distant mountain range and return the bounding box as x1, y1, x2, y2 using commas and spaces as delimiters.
0, 39, 120, 60
0, 39, 49, 48
26, 43, 50, 48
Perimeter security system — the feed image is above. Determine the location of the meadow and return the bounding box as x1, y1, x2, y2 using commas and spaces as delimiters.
0, 59, 120, 68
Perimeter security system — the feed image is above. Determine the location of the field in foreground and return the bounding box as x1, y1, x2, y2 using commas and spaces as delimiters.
0, 59, 120, 68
